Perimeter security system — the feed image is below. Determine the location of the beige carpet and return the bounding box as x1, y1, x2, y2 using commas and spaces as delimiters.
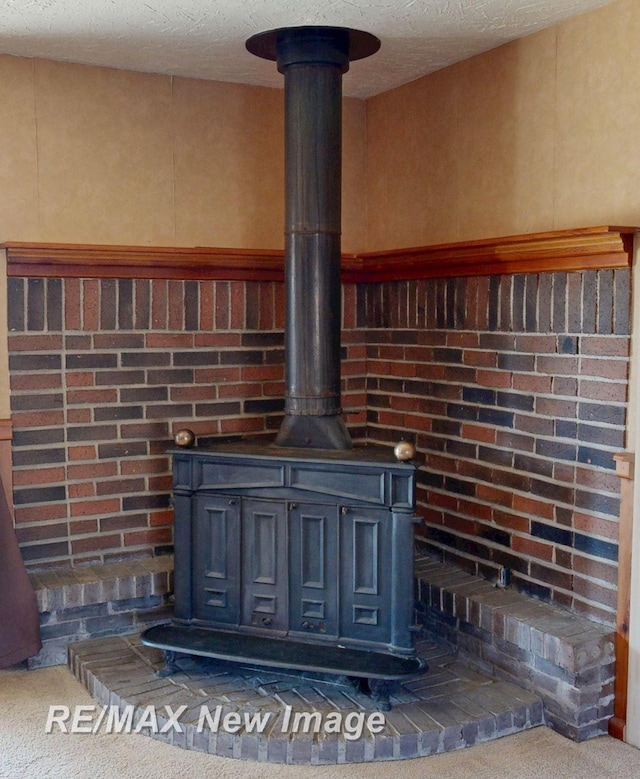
1, 665, 640, 779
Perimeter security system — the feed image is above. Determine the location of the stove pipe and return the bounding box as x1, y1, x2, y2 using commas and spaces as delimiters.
246, 26, 380, 450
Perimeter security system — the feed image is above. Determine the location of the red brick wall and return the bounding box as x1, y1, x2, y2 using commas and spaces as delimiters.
7, 276, 366, 569
7, 269, 629, 626
364, 270, 629, 625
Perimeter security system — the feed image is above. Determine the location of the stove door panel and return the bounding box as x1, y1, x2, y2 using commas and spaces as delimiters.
193, 494, 241, 626
288, 502, 338, 637
242, 498, 288, 633
340, 506, 392, 647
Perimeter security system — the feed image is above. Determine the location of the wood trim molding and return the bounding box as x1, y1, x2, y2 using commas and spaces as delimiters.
4, 226, 636, 282
348, 225, 637, 282
610, 451, 635, 741
4, 243, 286, 282
0, 419, 12, 442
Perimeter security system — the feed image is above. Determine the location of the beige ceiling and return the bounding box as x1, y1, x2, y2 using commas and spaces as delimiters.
0, 0, 614, 98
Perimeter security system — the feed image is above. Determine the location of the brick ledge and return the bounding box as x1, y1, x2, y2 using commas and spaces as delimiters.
27, 556, 173, 668
414, 552, 615, 741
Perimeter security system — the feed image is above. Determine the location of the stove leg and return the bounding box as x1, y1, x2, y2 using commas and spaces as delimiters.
335, 675, 361, 691
155, 649, 180, 678
367, 678, 396, 711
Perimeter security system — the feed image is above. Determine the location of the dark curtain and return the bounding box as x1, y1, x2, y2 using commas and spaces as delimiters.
0, 487, 41, 668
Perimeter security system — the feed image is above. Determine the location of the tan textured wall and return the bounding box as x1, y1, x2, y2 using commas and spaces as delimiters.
0, 56, 366, 252
366, 0, 640, 250
0, 1, 637, 265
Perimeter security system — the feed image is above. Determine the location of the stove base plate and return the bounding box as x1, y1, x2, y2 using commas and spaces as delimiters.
141, 623, 427, 682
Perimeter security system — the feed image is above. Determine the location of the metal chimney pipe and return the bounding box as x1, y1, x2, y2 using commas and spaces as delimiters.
246, 26, 380, 449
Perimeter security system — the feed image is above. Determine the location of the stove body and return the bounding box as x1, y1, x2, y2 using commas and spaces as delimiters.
170, 443, 419, 657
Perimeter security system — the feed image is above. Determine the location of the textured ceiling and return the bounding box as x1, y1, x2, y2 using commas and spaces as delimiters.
0, 0, 613, 98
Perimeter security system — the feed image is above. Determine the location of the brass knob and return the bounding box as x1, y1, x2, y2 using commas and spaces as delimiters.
394, 440, 416, 461
174, 428, 195, 448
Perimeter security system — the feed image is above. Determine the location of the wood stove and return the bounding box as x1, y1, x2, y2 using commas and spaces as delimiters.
141, 25, 426, 707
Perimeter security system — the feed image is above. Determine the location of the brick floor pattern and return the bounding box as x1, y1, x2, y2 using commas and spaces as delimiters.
69, 631, 544, 764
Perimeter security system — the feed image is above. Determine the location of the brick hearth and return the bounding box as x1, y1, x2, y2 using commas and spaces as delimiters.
69, 632, 543, 763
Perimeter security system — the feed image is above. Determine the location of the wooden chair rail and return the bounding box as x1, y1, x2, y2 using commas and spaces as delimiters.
4, 225, 636, 281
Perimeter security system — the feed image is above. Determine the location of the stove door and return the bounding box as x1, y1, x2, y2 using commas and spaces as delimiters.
288, 501, 338, 638
241, 498, 288, 633
192, 493, 241, 626
340, 505, 392, 647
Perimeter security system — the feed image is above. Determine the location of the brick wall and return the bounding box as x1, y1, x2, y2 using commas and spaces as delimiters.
365, 270, 629, 625
7, 267, 629, 627
7, 276, 366, 569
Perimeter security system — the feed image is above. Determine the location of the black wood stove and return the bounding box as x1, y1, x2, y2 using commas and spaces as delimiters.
141, 25, 426, 708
